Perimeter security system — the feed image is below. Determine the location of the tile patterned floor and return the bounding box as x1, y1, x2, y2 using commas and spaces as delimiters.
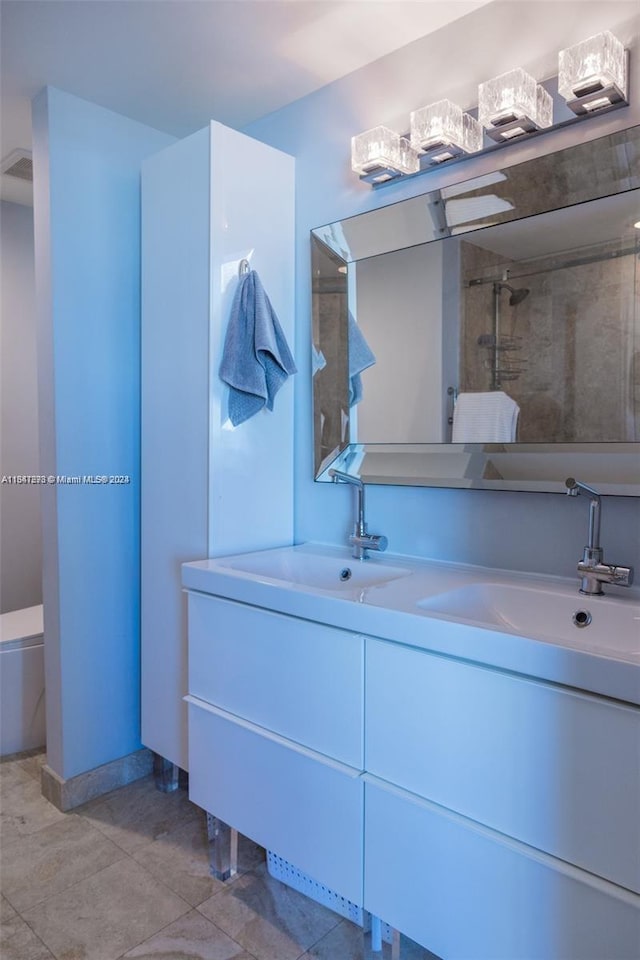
0, 750, 437, 960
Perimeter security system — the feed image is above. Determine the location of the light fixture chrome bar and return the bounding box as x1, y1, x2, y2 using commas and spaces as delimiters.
365, 102, 628, 189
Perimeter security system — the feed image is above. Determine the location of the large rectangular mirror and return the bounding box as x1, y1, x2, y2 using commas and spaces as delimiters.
312, 126, 640, 495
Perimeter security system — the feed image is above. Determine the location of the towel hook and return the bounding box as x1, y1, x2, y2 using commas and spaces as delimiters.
238, 258, 251, 277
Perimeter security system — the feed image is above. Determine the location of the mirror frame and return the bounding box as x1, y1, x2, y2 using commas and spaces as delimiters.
311, 125, 640, 496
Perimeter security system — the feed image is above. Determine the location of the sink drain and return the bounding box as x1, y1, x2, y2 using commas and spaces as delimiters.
573, 609, 592, 628
339, 568, 352, 582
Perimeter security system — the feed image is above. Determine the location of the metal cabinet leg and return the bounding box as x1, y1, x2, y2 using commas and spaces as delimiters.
153, 753, 179, 793
371, 915, 383, 954
361, 917, 403, 959
206, 814, 238, 881
390, 927, 401, 960
361, 913, 395, 958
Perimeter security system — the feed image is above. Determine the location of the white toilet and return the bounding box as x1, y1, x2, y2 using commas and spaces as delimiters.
0, 604, 45, 756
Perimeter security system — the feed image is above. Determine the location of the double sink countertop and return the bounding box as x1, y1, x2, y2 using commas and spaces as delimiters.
182, 542, 640, 706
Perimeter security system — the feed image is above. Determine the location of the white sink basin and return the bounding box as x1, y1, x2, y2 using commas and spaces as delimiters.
418, 582, 640, 658
217, 548, 411, 592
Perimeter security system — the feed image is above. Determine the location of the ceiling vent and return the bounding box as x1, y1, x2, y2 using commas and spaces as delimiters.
1, 149, 33, 182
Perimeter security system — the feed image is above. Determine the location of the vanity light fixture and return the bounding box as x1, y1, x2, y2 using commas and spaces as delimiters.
353, 33, 630, 188
559, 31, 628, 115
351, 125, 419, 184
410, 99, 483, 164
478, 68, 553, 142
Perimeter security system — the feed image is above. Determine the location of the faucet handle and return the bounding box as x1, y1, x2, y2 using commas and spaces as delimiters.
565, 477, 600, 499
608, 564, 634, 587
565, 477, 579, 497
366, 534, 388, 553
349, 532, 388, 554
329, 468, 362, 488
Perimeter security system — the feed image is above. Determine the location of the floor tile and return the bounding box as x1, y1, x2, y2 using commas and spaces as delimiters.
77, 773, 201, 854
0, 759, 34, 798
300, 918, 365, 959
198, 863, 339, 960
0, 909, 54, 960
132, 812, 265, 907
1, 895, 18, 922
21, 857, 191, 960
0, 777, 66, 843
302, 920, 441, 960
123, 908, 257, 958
16, 750, 47, 781
1, 812, 125, 911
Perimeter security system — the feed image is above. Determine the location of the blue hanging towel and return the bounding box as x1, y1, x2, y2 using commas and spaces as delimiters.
348, 313, 376, 406
219, 270, 297, 426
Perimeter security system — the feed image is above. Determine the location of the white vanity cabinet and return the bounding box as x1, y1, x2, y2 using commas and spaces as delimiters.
364, 638, 640, 959
182, 553, 640, 960
185, 591, 365, 904
366, 638, 640, 893
364, 777, 640, 960
187, 593, 363, 766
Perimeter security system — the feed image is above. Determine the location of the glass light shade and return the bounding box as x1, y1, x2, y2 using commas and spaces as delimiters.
558, 31, 627, 113
351, 126, 419, 182
478, 68, 553, 140
410, 100, 483, 163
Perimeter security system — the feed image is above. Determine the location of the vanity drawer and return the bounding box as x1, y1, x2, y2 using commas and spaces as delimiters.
187, 592, 363, 766
188, 697, 363, 904
364, 776, 640, 960
366, 638, 640, 893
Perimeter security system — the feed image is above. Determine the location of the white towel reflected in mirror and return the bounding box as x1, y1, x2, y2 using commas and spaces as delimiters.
452, 391, 519, 443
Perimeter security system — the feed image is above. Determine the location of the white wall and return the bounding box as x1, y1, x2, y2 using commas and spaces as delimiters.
32, 87, 175, 780
0, 200, 42, 613
244, 0, 640, 577
356, 243, 444, 443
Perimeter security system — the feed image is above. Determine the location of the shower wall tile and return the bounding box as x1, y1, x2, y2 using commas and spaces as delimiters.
461, 236, 637, 442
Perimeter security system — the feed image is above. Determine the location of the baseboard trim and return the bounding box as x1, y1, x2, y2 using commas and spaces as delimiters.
41, 748, 153, 811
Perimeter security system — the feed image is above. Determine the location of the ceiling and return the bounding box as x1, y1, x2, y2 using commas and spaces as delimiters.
468, 191, 640, 262
0, 0, 491, 204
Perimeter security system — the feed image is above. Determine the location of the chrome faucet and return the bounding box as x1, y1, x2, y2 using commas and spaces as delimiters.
329, 469, 388, 560
565, 478, 634, 595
